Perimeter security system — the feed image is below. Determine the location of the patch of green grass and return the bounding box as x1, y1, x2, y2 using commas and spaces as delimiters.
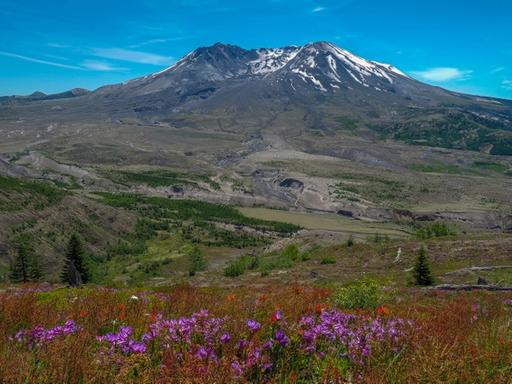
320, 256, 336, 265
409, 162, 464, 175
472, 161, 510, 174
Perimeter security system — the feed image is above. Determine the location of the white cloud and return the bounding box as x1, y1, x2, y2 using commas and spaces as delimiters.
91, 48, 173, 65
0, 51, 82, 70
312, 6, 326, 12
129, 36, 191, 49
47, 43, 70, 48
491, 66, 505, 74
502, 80, 512, 90
411, 67, 473, 82
81, 60, 126, 72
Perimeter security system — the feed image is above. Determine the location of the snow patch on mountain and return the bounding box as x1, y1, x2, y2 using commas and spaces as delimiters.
248, 47, 301, 75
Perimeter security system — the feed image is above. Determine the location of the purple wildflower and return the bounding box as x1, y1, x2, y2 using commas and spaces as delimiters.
231, 360, 244, 376
220, 332, 231, 344
247, 319, 261, 332
274, 329, 289, 347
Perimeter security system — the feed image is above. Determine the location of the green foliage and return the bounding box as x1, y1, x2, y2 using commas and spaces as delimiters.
415, 222, 454, 239
61, 234, 89, 286
409, 162, 464, 174
320, 256, 336, 265
9, 235, 42, 283
104, 169, 219, 190
369, 112, 512, 156
223, 255, 259, 277
412, 247, 434, 286
332, 278, 383, 309
259, 245, 301, 276
224, 244, 307, 278
181, 222, 267, 248
0, 175, 65, 211
188, 246, 206, 276
472, 161, 509, 173
98, 193, 300, 234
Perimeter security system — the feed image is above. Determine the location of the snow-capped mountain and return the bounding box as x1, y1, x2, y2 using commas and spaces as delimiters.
109, 41, 412, 97
4, 42, 511, 156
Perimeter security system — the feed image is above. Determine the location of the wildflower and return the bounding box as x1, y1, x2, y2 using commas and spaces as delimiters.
129, 295, 139, 301
227, 294, 237, 302
196, 346, 208, 360
79, 310, 88, 318
97, 326, 146, 354
504, 299, 512, 306
271, 310, 283, 323
15, 320, 80, 347
220, 332, 231, 344
376, 305, 390, 316
231, 361, 244, 376
247, 319, 261, 332
262, 339, 274, 350
274, 329, 289, 347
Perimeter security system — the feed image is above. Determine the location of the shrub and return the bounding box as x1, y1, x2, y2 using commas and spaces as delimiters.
224, 255, 259, 277
346, 235, 354, 247
188, 246, 206, 276
332, 278, 382, 309
415, 222, 454, 239
320, 256, 336, 265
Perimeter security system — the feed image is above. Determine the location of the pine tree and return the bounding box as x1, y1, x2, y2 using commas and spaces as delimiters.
9, 235, 44, 283
9, 242, 30, 283
27, 255, 43, 281
412, 247, 434, 286
61, 234, 89, 286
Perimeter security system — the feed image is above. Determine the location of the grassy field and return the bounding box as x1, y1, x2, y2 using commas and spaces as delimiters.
238, 207, 410, 237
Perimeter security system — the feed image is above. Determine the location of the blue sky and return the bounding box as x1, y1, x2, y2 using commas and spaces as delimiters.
1, 0, 511, 99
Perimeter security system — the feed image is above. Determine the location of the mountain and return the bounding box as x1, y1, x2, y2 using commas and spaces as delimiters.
0, 88, 90, 105
0, 41, 512, 231
13, 41, 508, 155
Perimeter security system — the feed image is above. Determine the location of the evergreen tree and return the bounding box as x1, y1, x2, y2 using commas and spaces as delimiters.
9, 241, 30, 283
27, 255, 43, 282
61, 234, 88, 286
412, 247, 434, 286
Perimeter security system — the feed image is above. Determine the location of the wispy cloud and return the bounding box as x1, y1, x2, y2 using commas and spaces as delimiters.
91, 47, 173, 65
411, 67, 473, 82
311, 6, 326, 12
502, 80, 512, 90
129, 36, 191, 49
47, 43, 70, 49
491, 66, 505, 74
0, 51, 83, 70
81, 60, 126, 72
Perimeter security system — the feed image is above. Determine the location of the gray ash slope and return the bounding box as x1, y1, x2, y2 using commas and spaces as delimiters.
2, 41, 512, 155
